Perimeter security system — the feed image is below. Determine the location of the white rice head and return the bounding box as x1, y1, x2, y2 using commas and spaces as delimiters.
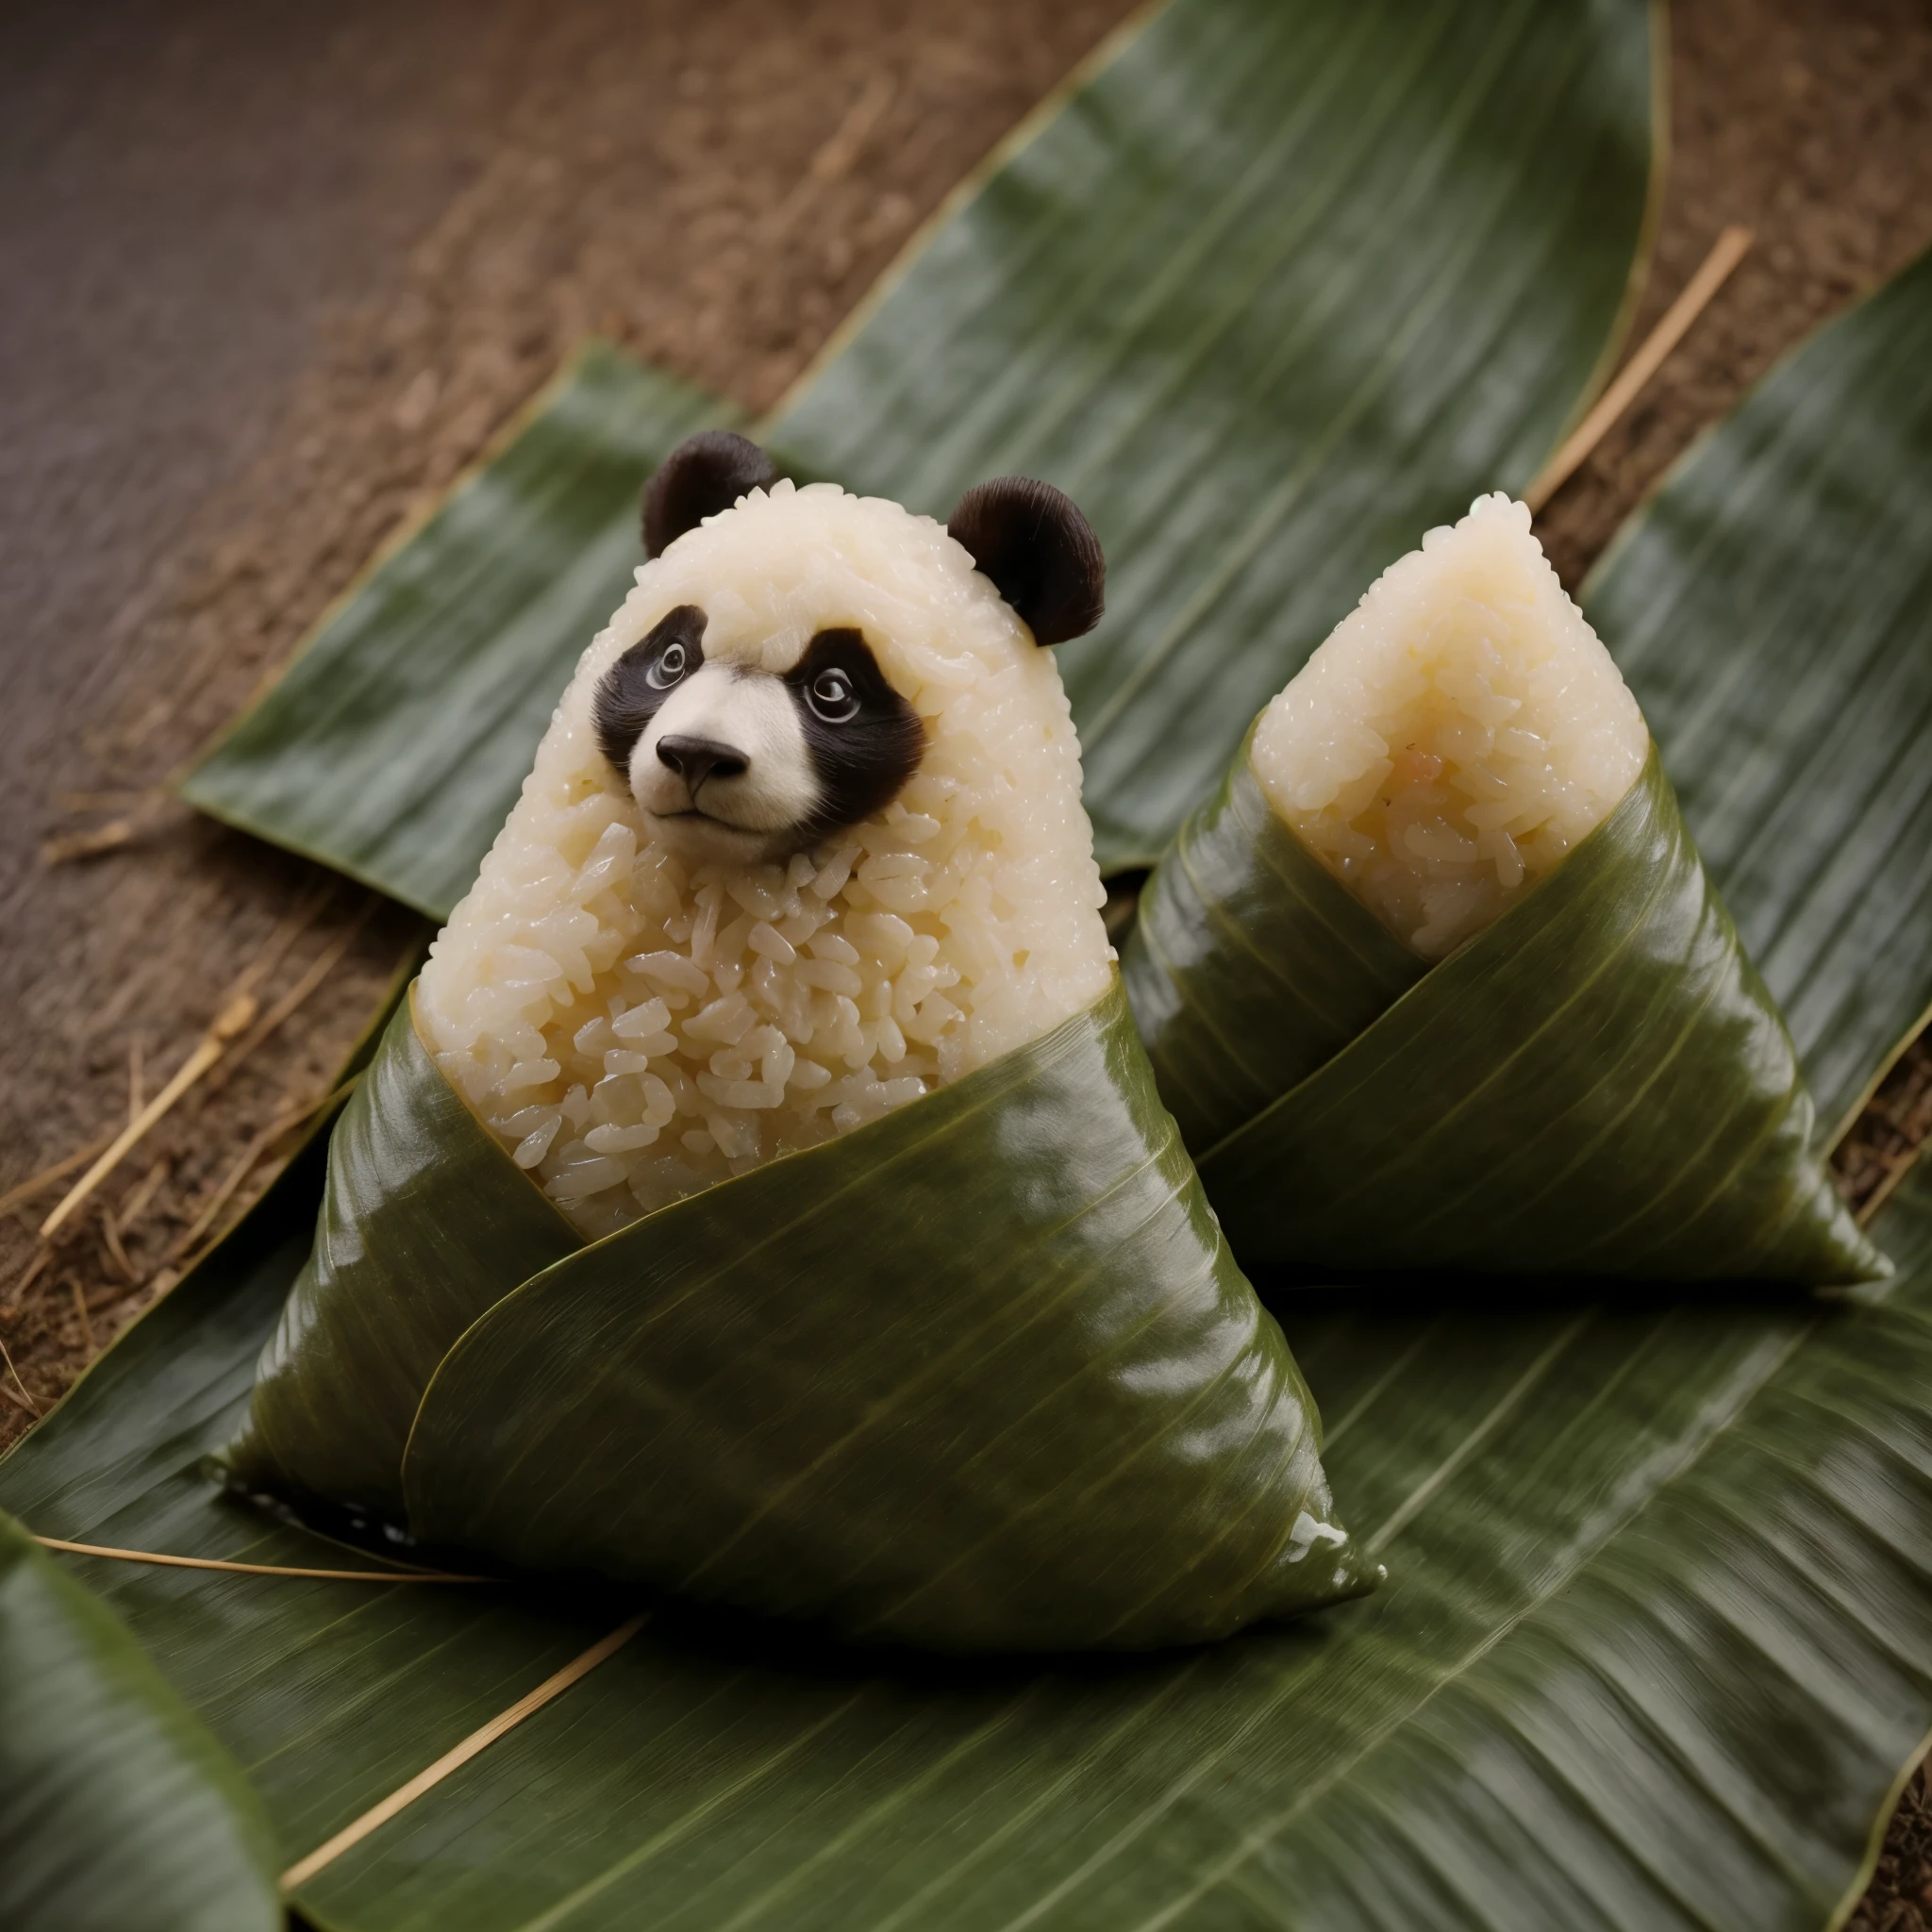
415, 479, 1112, 1238
1249, 493, 1647, 959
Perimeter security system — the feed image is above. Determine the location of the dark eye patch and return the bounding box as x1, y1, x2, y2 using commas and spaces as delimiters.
785, 628, 924, 841
594, 604, 708, 779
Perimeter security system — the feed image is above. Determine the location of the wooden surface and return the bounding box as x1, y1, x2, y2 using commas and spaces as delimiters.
3, 0, 1932, 1918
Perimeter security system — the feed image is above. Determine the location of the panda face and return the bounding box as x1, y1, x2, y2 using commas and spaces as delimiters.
593, 604, 925, 865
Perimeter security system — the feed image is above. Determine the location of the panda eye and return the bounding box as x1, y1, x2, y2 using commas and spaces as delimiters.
808, 667, 860, 724
646, 641, 689, 690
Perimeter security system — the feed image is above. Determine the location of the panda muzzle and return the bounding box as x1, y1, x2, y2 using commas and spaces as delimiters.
655, 735, 749, 798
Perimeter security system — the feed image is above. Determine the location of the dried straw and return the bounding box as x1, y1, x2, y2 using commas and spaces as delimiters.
69, 1277, 93, 1355
165, 1076, 360, 1267
1858, 1146, 1926, 1228
39, 788, 172, 867
38, 881, 338, 1240
279, 1615, 648, 1890
115, 1156, 172, 1232
41, 819, 142, 866
763, 72, 897, 236
40, 993, 258, 1239
33, 1535, 487, 1584
4, 1245, 53, 1308
0, 1332, 38, 1417
98, 1208, 138, 1286
203, 894, 379, 1099
1524, 225, 1753, 512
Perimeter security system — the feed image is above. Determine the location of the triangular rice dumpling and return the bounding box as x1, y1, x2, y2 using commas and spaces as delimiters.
1125, 493, 1883, 1287
230, 444, 1377, 1650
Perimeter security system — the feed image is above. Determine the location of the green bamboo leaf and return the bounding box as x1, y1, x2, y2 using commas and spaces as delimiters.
1130, 744, 1881, 1285
1124, 720, 1427, 1153
231, 982, 1374, 1651
181, 349, 742, 920
1583, 246, 1932, 1137
0, 1510, 280, 1932
179, 0, 1657, 905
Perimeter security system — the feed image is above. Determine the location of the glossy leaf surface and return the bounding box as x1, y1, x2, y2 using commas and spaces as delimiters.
180, 0, 1657, 896
181, 348, 742, 920
0, 1509, 281, 1932
232, 995, 580, 1520
1136, 747, 1879, 1286
237, 981, 1373, 1651
1124, 722, 1427, 1154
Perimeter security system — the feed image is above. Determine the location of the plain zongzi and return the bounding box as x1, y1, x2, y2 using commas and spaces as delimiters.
1125, 493, 1884, 1289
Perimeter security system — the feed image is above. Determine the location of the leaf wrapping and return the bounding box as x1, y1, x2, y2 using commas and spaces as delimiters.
1126, 741, 1884, 1285
231, 980, 1378, 1650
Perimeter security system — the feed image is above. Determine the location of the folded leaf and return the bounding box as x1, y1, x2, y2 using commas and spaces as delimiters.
232, 979, 1375, 1650
0, 1511, 281, 1932
231, 991, 579, 1519
1129, 742, 1883, 1285
1125, 721, 1427, 1153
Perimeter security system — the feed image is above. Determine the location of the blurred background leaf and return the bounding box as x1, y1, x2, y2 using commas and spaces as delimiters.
0, 1509, 281, 1932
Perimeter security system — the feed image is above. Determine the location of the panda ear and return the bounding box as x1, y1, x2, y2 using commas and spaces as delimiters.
946, 477, 1106, 645
642, 431, 781, 557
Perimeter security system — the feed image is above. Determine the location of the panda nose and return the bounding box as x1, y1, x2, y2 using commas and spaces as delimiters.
656, 735, 748, 791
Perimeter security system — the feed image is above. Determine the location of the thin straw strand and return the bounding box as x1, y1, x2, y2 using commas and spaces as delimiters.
69, 1277, 94, 1355
1524, 225, 1753, 512
40, 1003, 254, 1238
165, 1076, 360, 1267
114, 1156, 172, 1234
280, 1615, 648, 1890
5, 1245, 52, 1305
0, 1333, 39, 1417
242, 878, 341, 995
39, 881, 341, 1239
1858, 1145, 1925, 1228
98, 1208, 138, 1285
33, 1535, 490, 1583
206, 895, 379, 1099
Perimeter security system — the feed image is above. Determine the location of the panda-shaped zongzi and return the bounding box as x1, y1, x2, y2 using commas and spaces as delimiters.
416, 432, 1114, 1236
